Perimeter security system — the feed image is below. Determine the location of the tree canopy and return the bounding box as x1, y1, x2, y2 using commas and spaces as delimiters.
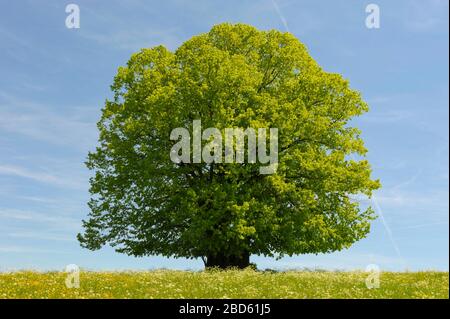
78, 23, 380, 268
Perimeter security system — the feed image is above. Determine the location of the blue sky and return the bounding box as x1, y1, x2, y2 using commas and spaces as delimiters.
0, 0, 448, 271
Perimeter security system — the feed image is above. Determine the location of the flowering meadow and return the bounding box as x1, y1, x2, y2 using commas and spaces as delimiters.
0, 269, 447, 299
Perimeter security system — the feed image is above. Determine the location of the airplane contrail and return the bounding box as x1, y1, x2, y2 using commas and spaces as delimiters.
271, 0, 290, 32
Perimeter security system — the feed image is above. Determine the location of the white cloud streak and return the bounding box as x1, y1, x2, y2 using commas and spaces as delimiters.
271, 0, 290, 32
0, 164, 84, 189
0, 208, 80, 230
0, 91, 97, 151
371, 195, 405, 264
7, 231, 75, 242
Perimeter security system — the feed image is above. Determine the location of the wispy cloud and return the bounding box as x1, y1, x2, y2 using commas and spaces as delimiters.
0, 208, 80, 230
376, 189, 449, 212
0, 26, 32, 49
392, 221, 448, 231
0, 165, 61, 184
402, 0, 449, 32
80, 28, 182, 52
0, 91, 97, 151
271, 0, 290, 32
0, 24, 56, 65
0, 245, 70, 254
0, 164, 83, 189
7, 231, 76, 242
361, 109, 413, 124
75, 4, 182, 51
15, 196, 58, 204
371, 194, 405, 266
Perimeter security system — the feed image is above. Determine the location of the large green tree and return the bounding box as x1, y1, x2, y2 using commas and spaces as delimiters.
78, 23, 380, 269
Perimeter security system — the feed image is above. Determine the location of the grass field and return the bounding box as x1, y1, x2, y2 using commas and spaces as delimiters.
0, 269, 448, 299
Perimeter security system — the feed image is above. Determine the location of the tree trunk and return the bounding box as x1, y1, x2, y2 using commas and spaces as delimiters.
205, 251, 250, 269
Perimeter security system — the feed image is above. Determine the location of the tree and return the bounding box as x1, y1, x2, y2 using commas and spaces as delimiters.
78, 23, 381, 269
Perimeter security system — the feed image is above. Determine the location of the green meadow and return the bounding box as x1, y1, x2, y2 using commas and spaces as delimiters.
0, 269, 447, 299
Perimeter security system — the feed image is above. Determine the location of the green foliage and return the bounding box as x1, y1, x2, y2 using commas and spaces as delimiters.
1, 271, 447, 299
78, 23, 380, 261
